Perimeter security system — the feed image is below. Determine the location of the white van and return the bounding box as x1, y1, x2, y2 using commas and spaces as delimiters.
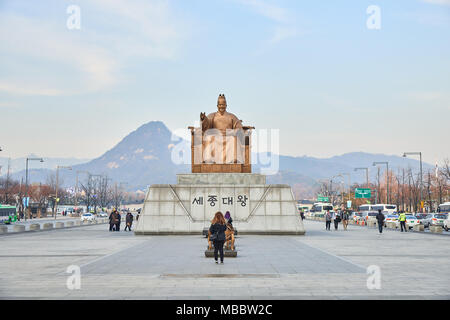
371, 204, 397, 214
310, 203, 334, 218
358, 204, 373, 214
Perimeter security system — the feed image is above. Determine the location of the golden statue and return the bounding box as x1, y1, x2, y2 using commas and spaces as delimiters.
200, 94, 243, 132
189, 94, 254, 173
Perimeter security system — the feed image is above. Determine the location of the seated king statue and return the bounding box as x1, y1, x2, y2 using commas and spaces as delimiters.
189, 94, 253, 172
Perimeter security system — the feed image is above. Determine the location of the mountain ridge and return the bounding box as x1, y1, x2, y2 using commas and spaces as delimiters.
3, 121, 434, 198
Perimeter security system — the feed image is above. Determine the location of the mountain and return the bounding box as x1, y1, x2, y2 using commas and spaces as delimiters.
6, 121, 434, 198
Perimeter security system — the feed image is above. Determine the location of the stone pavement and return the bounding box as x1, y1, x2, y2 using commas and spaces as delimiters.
0, 220, 449, 299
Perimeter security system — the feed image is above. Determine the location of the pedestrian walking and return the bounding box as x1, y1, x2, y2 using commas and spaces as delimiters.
109, 210, 116, 231
209, 211, 227, 264
399, 212, 407, 232
376, 209, 385, 234
342, 210, 349, 230
300, 210, 305, 220
334, 211, 341, 230
115, 211, 121, 231
325, 210, 332, 231
124, 212, 133, 231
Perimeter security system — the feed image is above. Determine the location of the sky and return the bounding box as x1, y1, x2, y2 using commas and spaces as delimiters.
0, 0, 449, 165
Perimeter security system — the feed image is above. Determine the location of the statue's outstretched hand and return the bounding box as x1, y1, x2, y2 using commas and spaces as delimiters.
200, 112, 206, 121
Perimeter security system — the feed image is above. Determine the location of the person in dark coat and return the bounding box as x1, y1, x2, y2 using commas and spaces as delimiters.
325, 210, 332, 231
109, 210, 116, 231
124, 212, 133, 231
334, 211, 341, 230
209, 211, 227, 264
342, 210, 349, 230
376, 209, 385, 234
115, 211, 121, 231
224, 211, 233, 226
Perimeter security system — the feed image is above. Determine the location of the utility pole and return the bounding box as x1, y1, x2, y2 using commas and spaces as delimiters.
354, 167, 369, 188
25, 157, 44, 221
55, 165, 72, 219
403, 152, 423, 212
373, 161, 389, 204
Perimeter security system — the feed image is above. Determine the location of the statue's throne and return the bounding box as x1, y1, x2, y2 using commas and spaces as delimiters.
188, 126, 254, 173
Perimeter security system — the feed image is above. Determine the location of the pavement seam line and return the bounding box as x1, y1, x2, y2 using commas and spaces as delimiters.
296, 239, 367, 271
56, 239, 150, 275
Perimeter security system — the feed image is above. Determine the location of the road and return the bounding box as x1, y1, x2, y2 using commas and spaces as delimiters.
0, 219, 449, 299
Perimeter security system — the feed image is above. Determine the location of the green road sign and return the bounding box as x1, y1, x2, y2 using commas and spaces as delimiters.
355, 188, 371, 198
317, 196, 329, 202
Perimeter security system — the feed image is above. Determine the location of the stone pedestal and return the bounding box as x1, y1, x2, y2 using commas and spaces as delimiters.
29, 224, 40, 231
13, 225, 25, 232
430, 225, 443, 234
413, 224, 424, 232
135, 173, 305, 235
55, 222, 64, 228
42, 223, 53, 230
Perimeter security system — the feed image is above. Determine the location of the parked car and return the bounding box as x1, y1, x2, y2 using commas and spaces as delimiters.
422, 213, 447, 228
405, 215, 420, 229
444, 215, 450, 232
80, 213, 96, 222
351, 212, 363, 222
363, 211, 378, 222
97, 212, 108, 217
384, 214, 399, 227
415, 213, 428, 225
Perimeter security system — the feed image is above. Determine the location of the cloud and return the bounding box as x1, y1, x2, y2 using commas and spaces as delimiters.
234, 0, 298, 43
0, 13, 117, 96
0, 0, 185, 96
90, 0, 184, 59
237, 0, 290, 23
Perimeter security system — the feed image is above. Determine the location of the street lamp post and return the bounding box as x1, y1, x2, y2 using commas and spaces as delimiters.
55, 165, 72, 219
75, 170, 90, 207
354, 167, 369, 188
118, 182, 128, 211
340, 173, 351, 201
373, 161, 389, 204
403, 152, 423, 212
25, 157, 44, 221
330, 174, 346, 206
88, 174, 103, 214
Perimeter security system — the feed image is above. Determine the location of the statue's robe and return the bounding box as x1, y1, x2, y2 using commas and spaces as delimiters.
200, 111, 244, 164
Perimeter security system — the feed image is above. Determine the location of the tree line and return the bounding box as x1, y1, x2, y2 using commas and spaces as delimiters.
317, 159, 450, 213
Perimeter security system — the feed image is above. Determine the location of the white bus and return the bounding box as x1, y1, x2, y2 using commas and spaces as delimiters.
358, 204, 397, 217
438, 202, 450, 213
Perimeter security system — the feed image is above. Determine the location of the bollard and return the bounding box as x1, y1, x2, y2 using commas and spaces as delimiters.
413, 224, 424, 232
430, 225, 443, 234
13, 225, 26, 232
55, 222, 64, 229
0, 226, 8, 234
66, 221, 74, 227
42, 223, 53, 230
74, 221, 81, 226
366, 220, 375, 228
29, 224, 40, 231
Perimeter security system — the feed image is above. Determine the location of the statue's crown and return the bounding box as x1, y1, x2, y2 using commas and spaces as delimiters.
217, 93, 226, 104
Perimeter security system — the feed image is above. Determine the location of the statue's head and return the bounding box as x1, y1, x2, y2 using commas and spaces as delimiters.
217, 94, 227, 115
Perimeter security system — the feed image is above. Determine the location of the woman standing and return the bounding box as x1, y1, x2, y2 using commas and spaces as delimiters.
124, 212, 133, 231
209, 211, 227, 264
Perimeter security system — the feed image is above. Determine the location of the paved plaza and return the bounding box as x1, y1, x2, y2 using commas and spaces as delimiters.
0, 219, 449, 299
